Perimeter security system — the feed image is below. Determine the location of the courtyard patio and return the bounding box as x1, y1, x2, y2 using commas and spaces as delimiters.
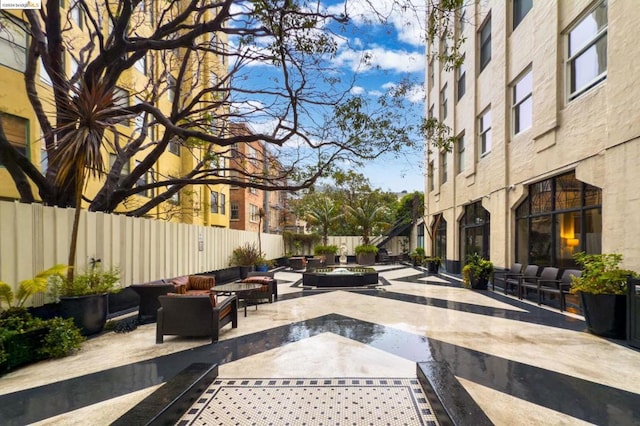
0, 264, 639, 425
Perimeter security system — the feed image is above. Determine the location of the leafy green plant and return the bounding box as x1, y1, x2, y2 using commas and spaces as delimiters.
229, 243, 263, 266
0, 308, 84, 371
462, 253, 494, 288
0, 265, 68, 310
39, 317, 85, 358
410, 247, 426, 265
355, 244, 379, 255
570, 252, 636, 295
314, 245, 339, 255
49, 262, 120, 299
426, 256, 442, 266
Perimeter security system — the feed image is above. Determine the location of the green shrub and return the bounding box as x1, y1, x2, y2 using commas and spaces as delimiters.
355, 244, 378, 255
39, 317, 85, 358
314, 245, 339, 255
49, 264, 120, 298
570, 252, 637, 295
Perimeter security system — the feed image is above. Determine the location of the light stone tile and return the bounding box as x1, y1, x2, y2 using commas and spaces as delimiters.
457, 377, 594, 426
219, 333, 416, 378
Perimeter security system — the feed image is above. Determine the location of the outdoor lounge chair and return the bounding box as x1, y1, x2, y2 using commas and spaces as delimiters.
492, 263, 522, 292
156, 294, 238, 343
538, 269, 581, 311
509, 264, 539, 297
520, 266, 558, 301
241, 271, 278, 303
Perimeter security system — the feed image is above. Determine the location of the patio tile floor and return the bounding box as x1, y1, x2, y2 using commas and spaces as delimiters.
0, 265, 638, 425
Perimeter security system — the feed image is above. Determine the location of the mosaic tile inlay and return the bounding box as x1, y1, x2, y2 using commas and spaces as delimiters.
178, 377, 438, 426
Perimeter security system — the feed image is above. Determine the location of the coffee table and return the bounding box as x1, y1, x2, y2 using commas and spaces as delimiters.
210, 282, 264, 316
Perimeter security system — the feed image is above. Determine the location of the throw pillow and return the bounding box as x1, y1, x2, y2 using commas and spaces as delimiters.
188, 275, 216, 290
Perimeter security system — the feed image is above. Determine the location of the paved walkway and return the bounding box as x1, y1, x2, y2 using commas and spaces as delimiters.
0, 265, 639, 425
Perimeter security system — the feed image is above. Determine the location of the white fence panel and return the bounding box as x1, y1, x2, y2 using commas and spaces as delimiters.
0, 200, 286, 305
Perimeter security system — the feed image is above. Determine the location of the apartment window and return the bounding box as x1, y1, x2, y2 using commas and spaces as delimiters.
230, 202, 239, 220
249, 204, 260, 222
456, 57, 466, 101
220, 193, 226, 215
70, 56, 80, 89
513, 0, 532, 29
108, 153, 130, 176
0, 114, 28, 166
135, 161, 154, 198
134, 54, 146, 74
428, 60, 435, 90
513, 69, 533, 134
167, 74, 176, 102
567, 1, 608, 101
428, 161, 434, 192
440, 84, 448, 120
479, 16, 491, 72
440, 151, 448, 184
167, 178, 180, 205
113, 86, 130, 126
456, 133, 465, 174
0, 19, 27, 72
459, 8, 466, 35
230, 169, 241, 188
479, 109, 492, 155
428, 105, 434, 120
70, 3, 83, 28
168, 137, 181, 156
210, 191, 219, 213
249, 186, 257, 195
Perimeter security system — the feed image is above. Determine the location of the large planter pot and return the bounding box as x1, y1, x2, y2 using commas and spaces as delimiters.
322, 254, 336, 266
60, 293, 109, 336
427, 261, 440, 274
255, 264, 269, 272
471, 277, 488, 290
356, 252, 376, 266
580, 292, 627, 339
238, 265, 254, 279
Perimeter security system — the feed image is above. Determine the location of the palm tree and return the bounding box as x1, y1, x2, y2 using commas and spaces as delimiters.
345, 198, 390, 245
52, 80, 119, 283
305, 196, 343, 246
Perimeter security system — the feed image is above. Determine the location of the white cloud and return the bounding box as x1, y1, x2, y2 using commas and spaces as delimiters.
326, 0, 427, 47
333, 46, 425, 73
350, 86, 365, 95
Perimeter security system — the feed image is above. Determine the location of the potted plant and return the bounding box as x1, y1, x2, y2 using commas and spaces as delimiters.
49, 260, 121, 336
314, 245, 339, 266
0, 265, 84, 372
355, 244, 378, 266
410, 248, 426, 267
570, 252, 636, 339
229, 243, 262, 278
462, 253, 494, 290
426, 256, 442, 274
254, 256, 274, 272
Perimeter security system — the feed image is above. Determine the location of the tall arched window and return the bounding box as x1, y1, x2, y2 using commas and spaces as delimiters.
515, 171, 602, 268
459, 202, 490, 261
432, 214, 447, 262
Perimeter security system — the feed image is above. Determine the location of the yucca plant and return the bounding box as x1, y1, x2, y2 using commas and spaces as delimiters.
50, 79, 125, 283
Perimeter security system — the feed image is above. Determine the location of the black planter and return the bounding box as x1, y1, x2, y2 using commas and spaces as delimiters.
239, 265, 254, 280
580, 293, 627, 339
471, 277, 489, 290
427, 261, 440, 274
59, 293, 109, 336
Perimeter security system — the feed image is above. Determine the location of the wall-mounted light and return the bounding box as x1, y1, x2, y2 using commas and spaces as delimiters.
567, 238, 580, 247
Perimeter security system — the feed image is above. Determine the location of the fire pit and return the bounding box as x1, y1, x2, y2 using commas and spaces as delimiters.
302, 267, 379, 287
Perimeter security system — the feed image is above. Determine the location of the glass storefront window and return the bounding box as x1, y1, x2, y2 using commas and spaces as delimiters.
515, 171, 602, 267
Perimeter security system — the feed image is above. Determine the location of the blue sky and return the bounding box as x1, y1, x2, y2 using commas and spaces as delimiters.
231, 0, 427, 193
326, 0, 427, 193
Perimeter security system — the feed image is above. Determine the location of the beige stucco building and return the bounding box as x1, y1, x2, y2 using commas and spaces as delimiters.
424, 0, 640, 273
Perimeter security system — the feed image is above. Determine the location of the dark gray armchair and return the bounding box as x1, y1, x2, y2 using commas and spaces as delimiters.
156, 294, 238, 344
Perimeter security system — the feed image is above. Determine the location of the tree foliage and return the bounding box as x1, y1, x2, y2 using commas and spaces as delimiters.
0, 0, 437, 217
